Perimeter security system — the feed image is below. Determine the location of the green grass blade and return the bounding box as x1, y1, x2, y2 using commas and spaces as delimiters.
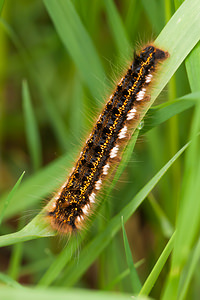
103, 0, 131, 57
22, 80, 42, 171
43, 0, 105, 101
162, 107, 200, 299
148, 193, 174, 238
8, 239, 23, 280
139, 232, 176, 296
57, 142, 188, 287
0, 272, 23, 289
125, 0, 142, 39
141, 93, 198, 134
0, 286, 132, 300
178, 237, 200, 300
176, 40, 200, 300
141, 0, 165, 34
0, 209, 55, 247
121, 216, 142, 293
162, 1, 200, 296
154, 0, 200, 96
186, 42, 200, 91
163, 110, 200, 299
0, 171, 25, 226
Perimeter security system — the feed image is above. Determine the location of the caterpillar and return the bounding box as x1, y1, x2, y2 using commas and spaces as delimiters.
47, 44, 169, 234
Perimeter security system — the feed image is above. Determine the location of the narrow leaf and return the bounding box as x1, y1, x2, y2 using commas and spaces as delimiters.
0, 171, 25, 226
43, 0, 105, 101
121, 216, 142, 293
22, 80, 42, 171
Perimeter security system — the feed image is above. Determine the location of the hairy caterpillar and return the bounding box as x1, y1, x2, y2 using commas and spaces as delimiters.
47, 45, 169, 234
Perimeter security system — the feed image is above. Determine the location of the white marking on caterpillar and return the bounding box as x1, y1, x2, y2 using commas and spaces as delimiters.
127, 108, 137, 120
110, 145, 119, 158
145, 74, 152, 83
136, 88, 146, 101
89, 192, 96, 203
95, 178, 102, 190
82, 204, 90, 215
118, 125, 127, 139
103, 163, 110, 175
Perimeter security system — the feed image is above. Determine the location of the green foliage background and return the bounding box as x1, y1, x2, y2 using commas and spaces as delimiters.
0, 0, 200, 299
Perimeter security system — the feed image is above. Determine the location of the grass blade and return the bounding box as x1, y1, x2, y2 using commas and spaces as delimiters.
22, 80, 42, 171
0, 286, 132, 300
141, 0, 165, 34
162, 2, 200, 296
103, 0, 131, 57
0, 171, 25, 226
0, 272, 23, 289
0, 209, 55, 247
178, 237, 200, 300
141, 93, 198, 135
43, 0, 105, 101
139, 232, 176, 296
162, 105, 200, 299
121, 216, 142, 293
147, 193, 174, 238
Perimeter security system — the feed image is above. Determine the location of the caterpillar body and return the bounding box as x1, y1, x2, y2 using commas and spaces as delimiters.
47, 45, 169, 234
